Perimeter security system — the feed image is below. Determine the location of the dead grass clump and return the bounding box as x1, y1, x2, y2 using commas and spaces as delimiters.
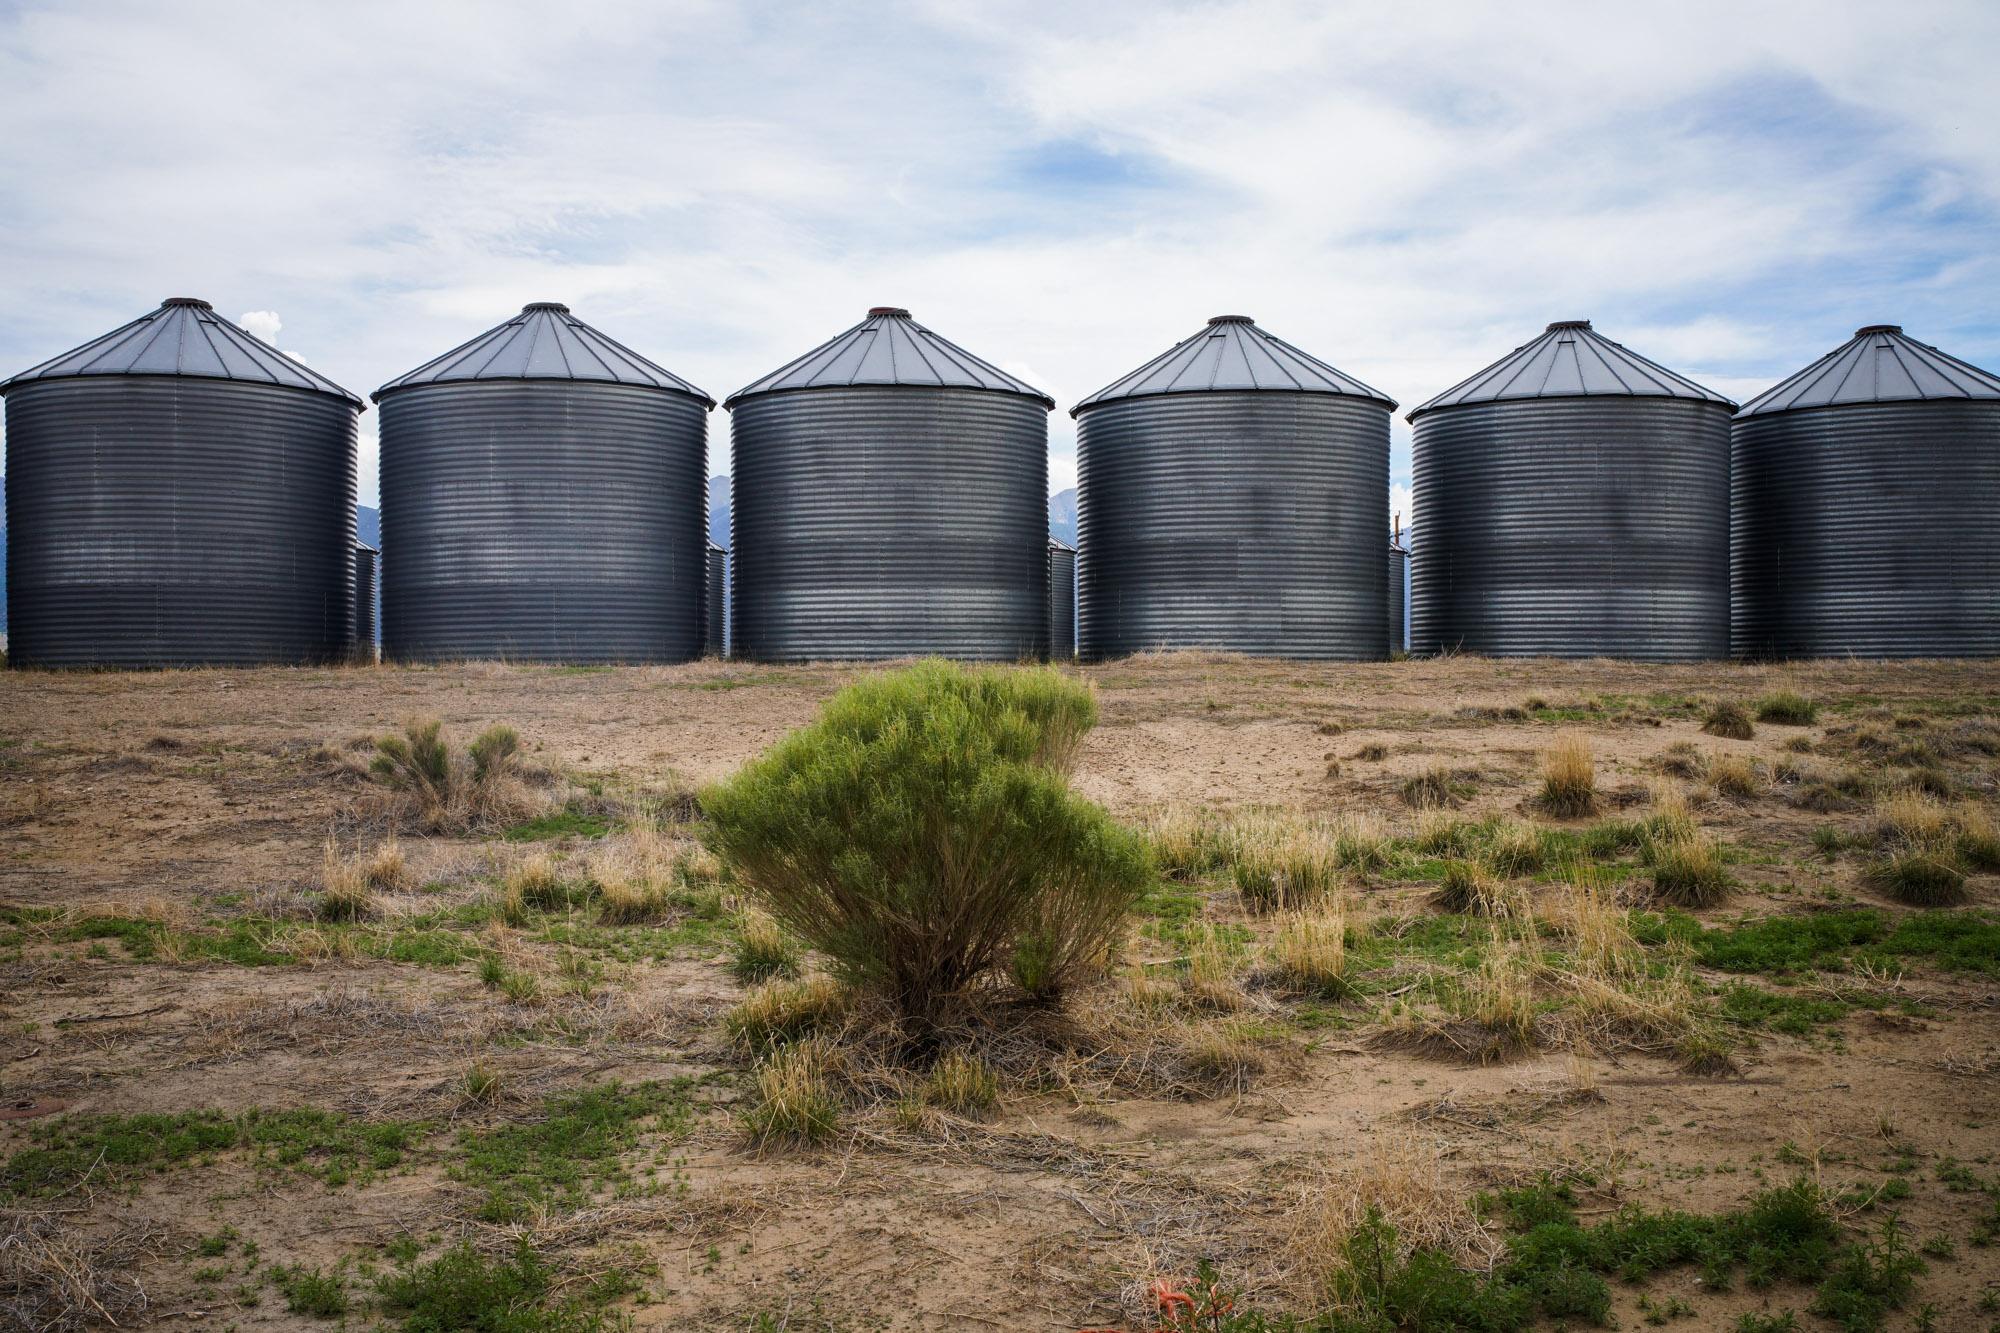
1430, 860, 1513, 917
731, 908, 802, 982
1866, 848, 1968, 907
366, 717, 548, 832
586, 833, 678, 924
317, 840, 379, 921
1331, 814, 1393, 874
726, 976, 849, 1053
362, 836, 411, 891
1148, 804, 1232, 881
1701, 701, 1756, 740
1458, 938, 1539, 1058
504, 851, 583, 911
1755, 691, 1819, 726
1284, 1130, 1495, 1310
1646, 830, 1731, 908
1182, 923, 1246, 1012
1410, 813, 1488, 858
1953, 802, 2000, 872
1485, 820, 1548, 877
920, 1050, 1000, 1118
1177, 1020, 1266, 1094
1707, 753, 1764, 801
1874, 789, 1952, 847
1353, 743, 1388, 762
1269, 906, 1351, 998
1401, 765, 1472, 810
1230, 815, 1343, 911
743, 1038, 842, 1149
1537, 732, 1596, 817
1655, 741, 1708, 779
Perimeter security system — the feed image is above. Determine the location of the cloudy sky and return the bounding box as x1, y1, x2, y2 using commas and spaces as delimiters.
3, 0, 1996, 520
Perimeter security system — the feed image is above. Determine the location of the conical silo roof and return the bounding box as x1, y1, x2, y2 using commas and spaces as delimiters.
725, 307, 1053, 408
374, 303, 712, 405
1407, 320, 1733, 422
1071, 314, 1395, 416
0, 297, 361, 406
1736, 325, 2000, 418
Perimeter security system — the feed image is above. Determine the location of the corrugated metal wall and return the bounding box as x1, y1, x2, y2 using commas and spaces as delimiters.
1387, 543, 1408, 655
353, 545, 377, 661
1077, 392, 1389, 660
1733, 399, 2000, 658
1047, 541, 1076, 659
3, 377, 357, 668
729, 386, 1049, 661
706, 545, 728, 657
378, 381, 707, 663
1411, 397, 1732, 660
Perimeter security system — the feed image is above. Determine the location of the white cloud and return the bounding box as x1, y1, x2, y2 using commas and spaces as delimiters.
238, 310, 282, 343
1, 0, 1996, 513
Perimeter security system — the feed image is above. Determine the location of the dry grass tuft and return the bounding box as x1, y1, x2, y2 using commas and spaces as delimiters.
361, 836, 411, 891
726, 975, 849, 1052
731, 908, 801, 982
1269, 905, 1351, 998
1148, 805, 1232, 881
743, 1038, 842, 1149
1181, 922, 1247, 1012
1229, 815, 1343, 911
1537, 732, 1596, 817
1707, 753, 1764, 801
1401, 765, 1471, 810
317, 839, 379, 921
920, 1050, 1001, 1118
1430, 860, 1516, 918
1177, 1020, 1266, 1094
1284, 1130, 1496, 1309
1701, 702, 1756, 740
503, 851, 577, 911
1646, 829, 1731, 908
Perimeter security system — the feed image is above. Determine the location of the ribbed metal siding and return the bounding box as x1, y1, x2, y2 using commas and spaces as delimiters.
1076, 393, 1389, 660
706, 546, 728, 657
353, 546, 377, 660
730, 386, 1048, 661
1047, 543, 1076, 659
1732, 400, 2000, 658
379, 381, 707, 663
1411, 397, 1731, 660
1387, 544, 1408, 655
3, 377, 357, 668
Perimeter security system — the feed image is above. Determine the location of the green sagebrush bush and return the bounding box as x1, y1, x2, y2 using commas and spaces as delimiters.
700, 660, 1153, 1029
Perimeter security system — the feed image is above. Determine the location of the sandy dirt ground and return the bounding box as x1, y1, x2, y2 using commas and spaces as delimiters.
1, 654, 1997, 1331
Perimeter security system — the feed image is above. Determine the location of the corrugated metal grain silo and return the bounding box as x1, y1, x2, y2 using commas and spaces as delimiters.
1047, 538, 1077, 659
1387, 540, 1408, 656
706, 543, 728, 657
1733, 326, 2000, 659
353, 544, 378, 661
1073, 316, 1393, 660
374, 303, 712, 663
0, 298, 361, 668
1408, 320, 1735, 661
725, 308, 1052, 661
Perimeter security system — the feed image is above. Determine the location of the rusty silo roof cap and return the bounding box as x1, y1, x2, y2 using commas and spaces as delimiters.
373, 303, 711, 406
1072, 314, 1395, 416
0, 297, 362, 406
726, 307, 1053, 408
1407, 320, 1734, 422
1736, 325, 2000, 417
